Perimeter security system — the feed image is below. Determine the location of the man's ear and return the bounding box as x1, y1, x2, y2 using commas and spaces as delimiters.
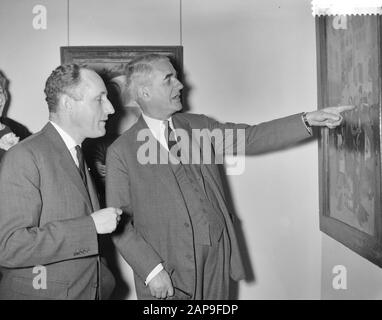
138, 86, 151, 101
61, 94, 74, 112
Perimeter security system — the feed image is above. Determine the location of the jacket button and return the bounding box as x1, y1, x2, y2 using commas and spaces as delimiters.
184, 222, 190, 228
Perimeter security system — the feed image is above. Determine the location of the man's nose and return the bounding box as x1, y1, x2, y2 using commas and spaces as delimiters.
105, 99, 115, 115
175, 79, 184, 90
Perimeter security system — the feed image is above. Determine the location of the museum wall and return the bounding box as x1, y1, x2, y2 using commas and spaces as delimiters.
321, 234, 382, 299
3, 0, 377, 300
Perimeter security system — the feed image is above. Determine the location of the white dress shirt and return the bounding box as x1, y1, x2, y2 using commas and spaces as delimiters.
50, 121, 80, 167
141, 113, 176, 151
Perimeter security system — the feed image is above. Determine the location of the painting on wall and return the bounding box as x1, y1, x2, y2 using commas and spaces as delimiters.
317, 15, 382, 266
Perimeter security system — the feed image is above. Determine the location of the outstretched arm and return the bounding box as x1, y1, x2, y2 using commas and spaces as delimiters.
197, 105, 354, 156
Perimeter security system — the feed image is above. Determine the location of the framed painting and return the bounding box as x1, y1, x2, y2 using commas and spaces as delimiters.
316, 15, 382, 266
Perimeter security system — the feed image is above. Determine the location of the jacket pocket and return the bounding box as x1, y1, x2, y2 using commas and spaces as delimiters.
11, 276, 69, 299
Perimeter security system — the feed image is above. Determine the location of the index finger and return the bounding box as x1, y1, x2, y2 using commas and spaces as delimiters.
334, 105, 355, 113
321, 111, 341, 121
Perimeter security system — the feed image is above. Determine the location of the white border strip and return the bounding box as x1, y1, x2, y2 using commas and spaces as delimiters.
312, 0, 382, 16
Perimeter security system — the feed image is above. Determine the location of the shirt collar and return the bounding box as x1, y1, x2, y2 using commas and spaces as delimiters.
50, 121, 79, 151
141, 113, 174, 139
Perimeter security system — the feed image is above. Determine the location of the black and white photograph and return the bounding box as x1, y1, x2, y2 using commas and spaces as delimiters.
0, 0, 380, 307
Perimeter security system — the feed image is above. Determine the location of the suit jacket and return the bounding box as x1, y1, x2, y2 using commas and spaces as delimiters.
106, 112, 311, 298
0, 123, 115, 300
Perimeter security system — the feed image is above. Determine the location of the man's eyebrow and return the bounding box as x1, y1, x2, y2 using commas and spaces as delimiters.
164, 72, 176, 80
95, 91, 107, 98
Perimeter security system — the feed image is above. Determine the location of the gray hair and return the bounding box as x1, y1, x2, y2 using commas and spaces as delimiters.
126, 54, 170, 103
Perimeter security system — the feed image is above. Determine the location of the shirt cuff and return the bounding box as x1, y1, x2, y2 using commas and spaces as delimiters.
301, 112, 313, 135
145, 263, 164, 286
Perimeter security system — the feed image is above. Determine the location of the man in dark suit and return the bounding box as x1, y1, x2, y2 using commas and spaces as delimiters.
106, 54, 352, 300
0, 64, 122, 299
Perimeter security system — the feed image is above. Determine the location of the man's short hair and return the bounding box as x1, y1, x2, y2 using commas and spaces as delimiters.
126, 54, 170, 103
44, 64, 87, 113
0, 71, 8, 102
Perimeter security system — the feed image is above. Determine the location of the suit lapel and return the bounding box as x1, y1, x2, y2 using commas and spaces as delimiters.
43, 123, 94, 213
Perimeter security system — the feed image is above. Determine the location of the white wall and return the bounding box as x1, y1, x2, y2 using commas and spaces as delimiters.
321, 235, 382, 299
0, 0, 67, 132
4, 0, 377, 300
182, 0, 321, 299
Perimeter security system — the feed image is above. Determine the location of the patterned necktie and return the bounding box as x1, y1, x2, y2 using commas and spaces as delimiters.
75, 145, 87, 186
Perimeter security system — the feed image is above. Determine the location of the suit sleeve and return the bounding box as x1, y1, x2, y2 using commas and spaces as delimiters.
105, 146, 162, 282
0, 146, 99, 268
199, 113, 312, 156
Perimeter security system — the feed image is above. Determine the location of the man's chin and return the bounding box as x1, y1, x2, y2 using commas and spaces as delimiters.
90, 128, 106, 139
174, 102, 183, 111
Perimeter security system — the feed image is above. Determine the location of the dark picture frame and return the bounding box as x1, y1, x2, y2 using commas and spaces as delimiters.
316, 15, 382, 267
61, 45, 183, 78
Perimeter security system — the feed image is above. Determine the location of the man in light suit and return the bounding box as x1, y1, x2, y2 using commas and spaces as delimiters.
106, 54, 352, 300
0, 64, 122, 299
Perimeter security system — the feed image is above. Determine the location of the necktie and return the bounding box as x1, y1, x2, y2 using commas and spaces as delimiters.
164, 120, 177, 151
75, 145, 87, 186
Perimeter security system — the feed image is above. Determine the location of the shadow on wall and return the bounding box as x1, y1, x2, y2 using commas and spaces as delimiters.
99, 235, 131, 299
217, 164, 256, 299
